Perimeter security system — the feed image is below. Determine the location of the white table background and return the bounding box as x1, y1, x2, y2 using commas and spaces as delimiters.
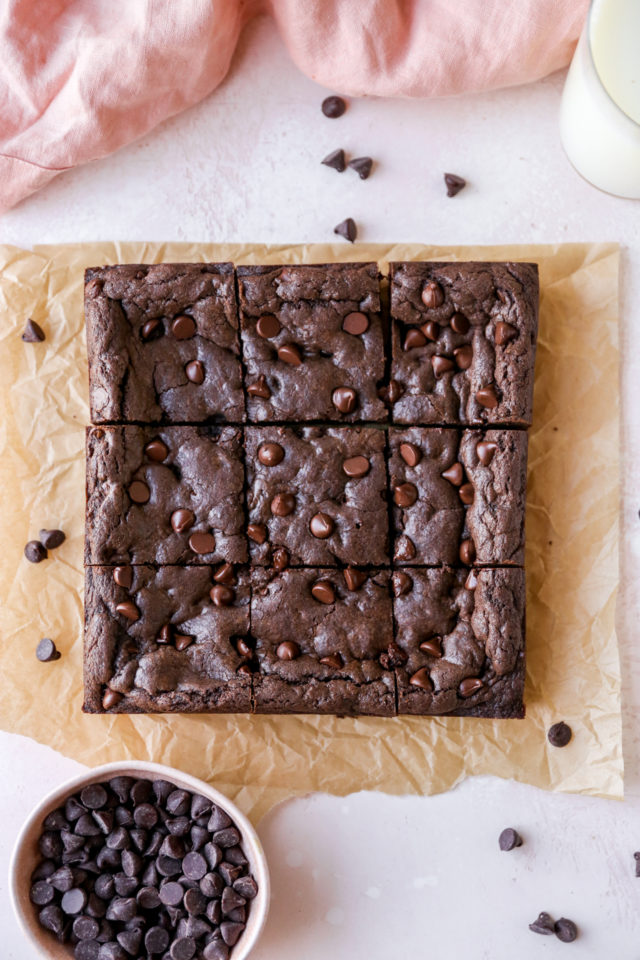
2, 15, 640, 958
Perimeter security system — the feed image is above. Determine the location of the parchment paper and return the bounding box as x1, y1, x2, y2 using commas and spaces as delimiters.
0, 241, 622, 820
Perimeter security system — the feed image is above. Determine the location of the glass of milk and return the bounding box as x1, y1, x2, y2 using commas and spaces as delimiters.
560, 0, 640, 198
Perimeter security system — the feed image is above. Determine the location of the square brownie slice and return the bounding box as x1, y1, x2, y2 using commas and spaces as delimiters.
85, 425, 247, 566
388, 427, 528, 566
391, 567, 525, 718
83, 565, 251, 713
245, 426, 389, 566
85, 262, 244, 423
237, 263, 386, 421
251, 568, 396, 715
388, 261, 539, 425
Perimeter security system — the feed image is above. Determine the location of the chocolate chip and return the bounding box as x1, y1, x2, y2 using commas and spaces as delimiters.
342, 312, 369, 335
344, 567, 367, 591
419, 638, 442, 658
116, 928, 143, 955
476, 385, 499, 409
113, 566, 133, 589
394, 535, 416, 562
495, 321, 517, 345
459, 539, 476, 564
258, 442, 285, 466
399, 442, 421, 467
276, 640, 300, 660
322, 149, 346, 172
441, 463, 464, 485
221, 921, 245, 946
454, 345, 473, 370
168, 509, 194, 537
185, 360, 204, 384
115, 601, 139, 621
342, 455, 370, 477
81, 784, 108, 809
348, 156, 373, 179
74, 941, 101, 960
73, 916, 100, 940
431, 355, 455, 378
157, 624, 172, 645
141, 318, 163, 341
188, 531, 215, 555
392, 571, 413, 597
39, 904, 65, 935
450, 312, 470, 334
311, 580, 335, 604
24, 540, 47, 563
39, 528, 66, 549
256, 315, 281, 338
548, 721, 572, 748
309, 512, 334, 539
145, 439, 169, 462
247, 375, 271, 399
145, 926, 170, 954
476, 440, 498, 466
159, 881, 184, 906
203, 941, 230, 960
459, 677, 483, 697
277, 343, 302, 365
39, 831, 64, 858
247, 522, 267, 544
30, 880, 55, 905
555, 918, 578, 943
402, 328, 426, 351
182, 851, 208, 881
444, 172, 466, 197
322, 95, 346, 118
320, 653, 343, 669
393, 482, 418, 508
379, 379, 404, 404
171, 938, 197, 960
271, 493, 295, 517
61, 887, 88, 915
272, 546, 289, 571
213, 563, 235, 585
128, 480, 150, 504
210, 584, 235, 607
166, 789, 191, 815
465, 569, 478, 590
156, 854, 182, 877
171, 315, 196, 340
459, 483, 474, 505
421, 320, 440, 341
409, 668, 432, 690
214, 828, 241, 849
332, 386, 357, 413
499, 828, 523, 851
334, 218, 357, 243
529, 912, 555, 936
236, 638, 252, 658
133, 803, 158, 829
234, 876, 258, 899
22, 318, 46, 342
102, 689, 123, 710
36, 638, 60, 662
380, 641, 407, 669
421, 281, 444, 309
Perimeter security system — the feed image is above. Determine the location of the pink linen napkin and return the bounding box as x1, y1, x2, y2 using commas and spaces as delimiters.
0, 0, 588, 213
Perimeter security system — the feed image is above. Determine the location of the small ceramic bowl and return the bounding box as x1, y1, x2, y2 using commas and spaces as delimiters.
10, 760, 270, 959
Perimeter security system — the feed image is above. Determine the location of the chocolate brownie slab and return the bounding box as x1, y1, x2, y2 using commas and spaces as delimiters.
85, 263, 244, 423
237, 263, 386, 421
388, 427, 528, 565
245, 425, 389, 566
251, 568, 396, 715
392, 567, 525, 718
83, 565, 251, 713
388, 261, 538, 425
85, 425, 247, 565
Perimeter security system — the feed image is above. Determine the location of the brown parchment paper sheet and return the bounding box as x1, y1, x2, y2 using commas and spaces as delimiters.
0, 241, 622, 820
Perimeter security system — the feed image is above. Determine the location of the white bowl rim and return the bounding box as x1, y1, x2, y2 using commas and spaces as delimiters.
9, 759, 270, 960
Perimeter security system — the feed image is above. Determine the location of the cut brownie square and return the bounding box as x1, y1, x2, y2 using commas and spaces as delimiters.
85, 262, 244, 423
392, 567, 525, 717
245, 425, 389, 566
388, 427, 528, 566
251, 568, 395, 715
237, 263, 386, 421
388, 261, 539, 425
83, 565, 252, 713
85, 425, 247, 566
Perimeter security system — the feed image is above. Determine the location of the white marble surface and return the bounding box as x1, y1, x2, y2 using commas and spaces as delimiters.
2, 14, 640, 958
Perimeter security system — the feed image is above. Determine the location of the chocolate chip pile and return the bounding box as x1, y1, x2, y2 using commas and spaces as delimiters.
30, 776, 258, 960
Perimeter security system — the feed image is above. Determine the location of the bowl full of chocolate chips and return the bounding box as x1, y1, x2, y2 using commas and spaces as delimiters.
10, 761, 270, 960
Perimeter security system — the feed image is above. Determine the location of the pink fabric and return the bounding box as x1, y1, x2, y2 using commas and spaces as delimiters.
0, 0, 588, 214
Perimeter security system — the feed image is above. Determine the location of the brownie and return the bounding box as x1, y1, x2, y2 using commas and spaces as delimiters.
237, 263, 386, 421
388, 261, 539, 425
83, 565, 252, 713
388, 427, 528, 565
251, 567, 396, 715
245, 426, 389, 566
392, 567, 525, 717
85, 263, 244, 423
85, 425, 247, 566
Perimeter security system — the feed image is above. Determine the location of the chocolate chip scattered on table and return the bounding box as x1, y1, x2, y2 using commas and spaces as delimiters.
548, 721, 573, 747
334, 217, 357, 242
21, 318, 46, 342
30, 776, 258, 959
321, 95, 347, 118
498, 828, 523, 851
